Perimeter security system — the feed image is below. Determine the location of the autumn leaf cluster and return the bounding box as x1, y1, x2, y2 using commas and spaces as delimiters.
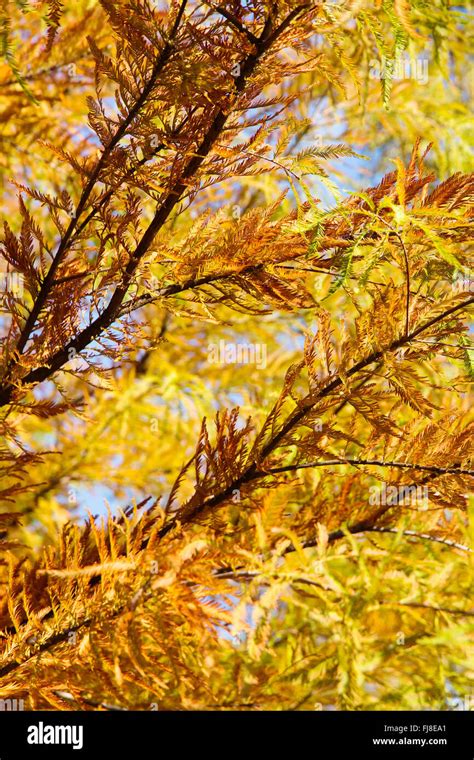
0, 0, 472, 710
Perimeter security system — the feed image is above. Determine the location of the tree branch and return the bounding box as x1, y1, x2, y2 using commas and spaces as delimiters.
156, 295, 474, 539
207, 4, 260, 45
2, 0, 188, 372
265, 459, 474, 477
0, 3, 315, 408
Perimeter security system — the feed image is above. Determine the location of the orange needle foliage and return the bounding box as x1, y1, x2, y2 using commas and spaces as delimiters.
0, 0, 472, 710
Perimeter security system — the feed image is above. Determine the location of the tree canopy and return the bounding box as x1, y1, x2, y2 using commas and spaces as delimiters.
0, 0, 472, 711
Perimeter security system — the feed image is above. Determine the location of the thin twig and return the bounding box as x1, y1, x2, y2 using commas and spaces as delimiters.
265, 459, 474, 477
207, 4, 259, 45
362, 527, 472, 553
384, 601, 474, 617
379, 217, 411, 338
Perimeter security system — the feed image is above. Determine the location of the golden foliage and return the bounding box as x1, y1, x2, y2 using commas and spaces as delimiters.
0, 0, 472, 710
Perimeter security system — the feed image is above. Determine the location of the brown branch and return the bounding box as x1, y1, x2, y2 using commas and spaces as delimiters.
0, 57, 87, 89
266, 459, 474, 477
387, 601, 474, 617
51, 271, 93, 287
2, 0, 188, 370
265, 4, 313, 48
156, 295, 474, 539
0, 4, 314, 408
61, 107, 197, 255
207, 4, 260, 45
0, 616, 93, 679
379, 217, 411, 338
299, 471, 440, 551
359, 527, 472, 553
